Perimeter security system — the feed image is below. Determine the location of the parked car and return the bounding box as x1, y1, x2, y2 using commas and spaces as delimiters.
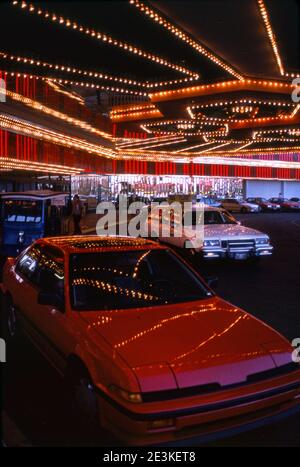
148, 206, 273, 260
1, 236, 299, 445
0, 191, 70, 257
246, 197, 281, 212
196, 195, 221, 207
269, 198, 300, 212
290, 197, 300, 203
219, 198, 261, 213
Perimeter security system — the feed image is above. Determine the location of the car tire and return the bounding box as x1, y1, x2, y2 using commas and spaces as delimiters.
66, 362, 100, 435
2, 294, 20, 341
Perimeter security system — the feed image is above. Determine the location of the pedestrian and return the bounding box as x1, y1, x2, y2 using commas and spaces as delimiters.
72, 194, 83, 234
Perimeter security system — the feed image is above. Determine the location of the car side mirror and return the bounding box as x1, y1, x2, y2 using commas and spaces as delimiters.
38, 290, 65, 312
205, 276, 219, 289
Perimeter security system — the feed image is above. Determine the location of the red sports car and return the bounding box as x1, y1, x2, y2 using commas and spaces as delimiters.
1, 236, 300, 445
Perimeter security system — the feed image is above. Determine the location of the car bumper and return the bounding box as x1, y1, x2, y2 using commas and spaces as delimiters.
201, 245, 273, 260
96, 372, 300, 446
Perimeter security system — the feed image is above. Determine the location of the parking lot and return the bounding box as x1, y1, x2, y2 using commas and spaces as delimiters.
1, 212, 300, 447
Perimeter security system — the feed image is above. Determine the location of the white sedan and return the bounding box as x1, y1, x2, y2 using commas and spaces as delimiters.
148, 206, 273, 261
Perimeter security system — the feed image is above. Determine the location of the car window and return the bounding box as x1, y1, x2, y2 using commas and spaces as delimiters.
15, 245, 42, 284
3, 199, 43, 223
35, 246, 65, 303
70, 249, 211, 311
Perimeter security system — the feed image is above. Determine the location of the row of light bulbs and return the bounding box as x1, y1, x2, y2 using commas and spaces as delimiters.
150, 79, 294, 100
118, 146, 300, 164
48, 77, 148, 97
0, 113, 116, 159
0, 51, 200, 90
255, 128, 300, 136
45, 79, 84, 104
116, 134, 178, 148
111, 109, 161, 121
1, 69, 148, 97
110, 104, 156, 115
12, 1, 198, 77
130, 0, 244, 80
6, 88, 114, 141
255, 137, 300, 143
257, 0, 284, 76
1, 113, 196, 163
0, 156, 82, 175
192, 99, 293, 109
188, 99, 293, 119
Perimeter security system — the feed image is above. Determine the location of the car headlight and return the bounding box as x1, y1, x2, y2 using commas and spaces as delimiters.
255, 237, 269, 245
203, 239, 221, 247
110, 385, 143, 403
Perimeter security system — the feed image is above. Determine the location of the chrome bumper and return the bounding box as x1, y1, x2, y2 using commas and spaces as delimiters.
201, 244, 273, 259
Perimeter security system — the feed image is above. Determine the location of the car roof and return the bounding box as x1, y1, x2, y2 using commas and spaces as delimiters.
191, 205, 226, 212
38, 235, 165, 253
0, 190, 67, 200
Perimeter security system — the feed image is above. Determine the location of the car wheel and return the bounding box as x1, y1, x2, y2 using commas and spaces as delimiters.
2, 294, 19, 340
66, 364, 100, 434
241, 207, 248, 213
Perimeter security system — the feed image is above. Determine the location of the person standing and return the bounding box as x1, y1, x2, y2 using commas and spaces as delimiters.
72, 194, 83, 234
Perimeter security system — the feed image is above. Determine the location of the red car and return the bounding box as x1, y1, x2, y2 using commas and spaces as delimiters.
269, 198, 300, 212
1, 236, 300, 445
246, 197, 281, 212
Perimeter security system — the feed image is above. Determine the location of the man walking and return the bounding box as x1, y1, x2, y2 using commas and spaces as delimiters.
72, 194, 83, 234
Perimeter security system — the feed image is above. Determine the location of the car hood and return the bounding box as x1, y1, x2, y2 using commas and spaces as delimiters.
78, 297, 291, 390
192, 224, 267, 239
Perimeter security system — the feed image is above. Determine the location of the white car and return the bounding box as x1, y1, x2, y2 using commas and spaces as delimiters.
147, 206, 273, 260
219, 198, 261, 213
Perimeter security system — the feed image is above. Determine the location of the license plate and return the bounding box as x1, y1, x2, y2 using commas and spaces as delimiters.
234, 253, 248, 260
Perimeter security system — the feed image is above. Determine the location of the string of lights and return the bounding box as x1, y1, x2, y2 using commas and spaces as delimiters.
257, 0, 284, 75
0, 113, 116, 158
129, 0, 244, 80
0, 51, 201, 90
0, 156, 83, 174
149, 79, 294, 101
187, 98, 294, 119
0, 69, 148, 97
12, 1, 199, 77
6, 88, 114, 141
42, 79, 84, 104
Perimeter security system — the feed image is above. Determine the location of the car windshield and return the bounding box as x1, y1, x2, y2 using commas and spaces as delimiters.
2, 199, 43, 223
183, 210, 236, 226
70, 249, 211, 311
